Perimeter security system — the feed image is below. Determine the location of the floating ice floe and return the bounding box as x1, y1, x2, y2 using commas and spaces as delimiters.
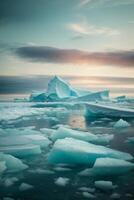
82, 191, 96, 199
50, 126, 114, 145
0, 145, 41, 158
0, 153, 28, 173
94, 180, 116, 191
19, 183, 34, 191
126, 137, 134, 144
55, 177, 69, 187
110, 193, 121, 199
78, 187, 95, 193
85, 102, 134, 118
114, 119, 130, 128
79, 157, 134, 176
48, 138, 133, 165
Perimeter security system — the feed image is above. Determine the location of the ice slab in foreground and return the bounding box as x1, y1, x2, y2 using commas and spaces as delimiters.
114, 119, 130, 128
0, 153, 28, 173
79, 157, 134, 176
85, 102, 134, 118
51, 126, 114, 145
48, 138, 133, 165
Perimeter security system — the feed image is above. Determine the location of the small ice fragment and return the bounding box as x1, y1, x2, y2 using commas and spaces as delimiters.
54, 166, 71, 172
55, 177, 69, 187
3, 197, 14, 200
114, 119, 130, 128
82, 191, 96, 198
126, 137, 134, 144
4, 177, 18, 187
19, 183, 33, 191
110, 193, 121, 199
79, 187, 95, 193
95, 180, 116, 191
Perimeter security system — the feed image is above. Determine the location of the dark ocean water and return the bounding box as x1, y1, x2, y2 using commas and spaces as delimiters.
0, 102, 134, 200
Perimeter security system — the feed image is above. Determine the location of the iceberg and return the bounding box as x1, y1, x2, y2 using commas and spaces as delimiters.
55, 177, 69, 187
30, 92, 47, 102
47, 76, 78, 100
85, 102, 134, 118
79, 157, 134, 176
50, 126, 114, 145
48, 138, 133, 165
94, 180, 116, 191
114, 119, 130, 128
0, 153, 28, 173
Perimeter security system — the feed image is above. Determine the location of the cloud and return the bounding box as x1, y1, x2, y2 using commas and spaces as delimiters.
14, 45, 134, 67
67, 23, 120, 36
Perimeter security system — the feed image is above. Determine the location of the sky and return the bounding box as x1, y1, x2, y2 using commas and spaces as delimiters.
0, 0, 134, 95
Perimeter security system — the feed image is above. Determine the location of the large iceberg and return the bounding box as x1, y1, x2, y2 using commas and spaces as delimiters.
29, 76, 109, 102
48, 138, 133, 165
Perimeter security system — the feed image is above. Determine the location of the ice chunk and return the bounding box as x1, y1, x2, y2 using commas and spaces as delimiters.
95, 180, 116, 191
51, 126, 113, 145
78, 187, 95, 193
79, 158, 134, 176
82, 192, 96, 199
0, 144, 41, 158
85, 102, 134, 118
114, 119, 130, 128
0, 153, 28, 172
19, 183, 33, 191
3, 197, 14, 200
54, 166, 71, 172
24, 134, 51, 147
29, 168, 54, 175
48, 138, 133, 165
4, 177, 18, 187
47, 76, 78, 100
55, 177, 69, 186
0, 161, 7, 174
110, 193, 121, 199
126, 137, 134, 144
30, 92, 47, 102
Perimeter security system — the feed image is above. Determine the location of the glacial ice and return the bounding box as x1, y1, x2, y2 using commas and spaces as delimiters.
114, 119, 130, 128
50, 126, 114, 145
19, 183, 34, 191
94, 180, 116, 191
79, 157, 134, 176
48, 138, 133, 165
0, 153, 28, 173
55, 177, 69, 186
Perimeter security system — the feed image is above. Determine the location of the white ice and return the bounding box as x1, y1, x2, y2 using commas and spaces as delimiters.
114, 119, 130, 128
55, 177, 69, 186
